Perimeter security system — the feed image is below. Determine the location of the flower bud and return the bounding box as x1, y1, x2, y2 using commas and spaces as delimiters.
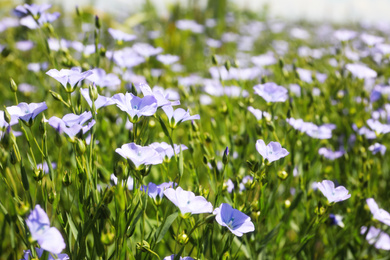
16, 201, 30, 217
89, 83, 98, 101
95, 15, 101, 29
176, 231, 189, 244
277, 170, 288, 180
211, 55, 218, 66
62, 170, 72, 187
76, 138, 86, 155
33, 168, 45, 181
136, 240, 150, 252
101, 226, 115, 245
10, 78, 17, 92
48, 189, 57, 204
3, 106, 11, 125
50, 90, 64, 102
75, 5, 82, 16
223, 147, 229, 165
39, 115, 47, 135
224, 60, 231, 71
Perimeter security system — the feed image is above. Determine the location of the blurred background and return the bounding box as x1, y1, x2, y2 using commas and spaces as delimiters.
14, 0, 390, 24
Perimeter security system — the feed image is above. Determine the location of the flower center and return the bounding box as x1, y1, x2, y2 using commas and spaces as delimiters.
133, 105, 138, 110
227, 217, 235, 229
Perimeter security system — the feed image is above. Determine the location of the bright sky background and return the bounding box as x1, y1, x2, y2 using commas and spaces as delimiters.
35, 0, 390, 24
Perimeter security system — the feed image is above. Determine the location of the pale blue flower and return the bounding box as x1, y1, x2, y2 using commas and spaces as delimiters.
162, 106, 200, 128
21, 248, 69, 260
163, 187, 213, 215
253, 82, 288, 103
369, 143, 386, 155
366, 198, 390, 226
256, 139, 289, 163
213, 203, 255, 237
6, 102, 47, 126
108, 28, 136, 42
317, 180, 351, 203
115, 143, 163, 169
112, 92, 158, 122
46, 67, 93, 92
361, 226, 390, 250
318, 147, 344, 160
26, 205, 65, 254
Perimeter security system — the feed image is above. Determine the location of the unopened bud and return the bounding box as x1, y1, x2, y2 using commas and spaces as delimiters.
50, 90, 64, 102
277, 170, 288, 180
48, 189, 57, 204
223, 147, 229, 165
89, 83, 98, 101
76, 138, 86, 154
211, 55, 218, 66
95, 15, 101, 29
3, 106, 11, 124
62, 170, 72, 186
224, 60, 231, 71
10, 78, 17, 92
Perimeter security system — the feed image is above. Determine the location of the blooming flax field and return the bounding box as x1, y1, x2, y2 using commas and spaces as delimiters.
1, 1, 390, 259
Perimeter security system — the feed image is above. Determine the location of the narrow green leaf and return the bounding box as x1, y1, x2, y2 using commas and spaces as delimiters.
156, 212, 178, 243
67, 213, 79, 240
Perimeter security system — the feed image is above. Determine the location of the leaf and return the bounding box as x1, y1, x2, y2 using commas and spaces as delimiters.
67, 213, 79, 241
155, 212, 178, 243
178, 145, 183, 177
20, 160, 29, 191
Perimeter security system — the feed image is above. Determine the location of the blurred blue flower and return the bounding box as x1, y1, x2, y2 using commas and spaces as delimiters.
157, 54, 180, 65
225, 179, 234, 193
48, 111, 95, 138
329, 214, 345, 228
346, 63, 377, 79
366, 198, 390, 226
163, 187, 213, 215
318, 147, 344, 160
253, 82, 288, 102
26, 205, 65, 255
149, 142, 187, 161
317, 180, 351, 203
110, 174, 134, 190
247, 106, 263, 121
86, 68, 121, 89
80, 88, 115, 110
213, 203, 255, 237
369, 143, 386, 155
108, 28, 136, 42
361, 226, 390, 250
132, 43, 163, 58
139, 83, 180, 108
21, 248, 69, 260
163, 255, 194, 260
256, 139, 289, 163
46, 67, 93, 92
367, 119, 390, 135
141, 182, 175, 204
115, 143, 163, 169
